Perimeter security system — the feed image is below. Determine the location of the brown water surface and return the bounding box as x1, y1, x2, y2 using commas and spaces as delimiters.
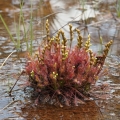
0, 0, 120, 120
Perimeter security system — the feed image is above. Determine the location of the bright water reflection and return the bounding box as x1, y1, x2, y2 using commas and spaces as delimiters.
0, 0, 120, 120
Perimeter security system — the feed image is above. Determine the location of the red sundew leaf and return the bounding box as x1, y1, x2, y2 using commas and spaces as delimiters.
35, 75, 41, 82
88, 76, 95, 84
76, 74, 85, 84
78, 66, 85, 74
65, 63, 75, 79
73, 78, 81, 85
38, 71, 48, 82
92, 67, 100, 76
40, 64, 48, 75
70, 48, 90, 67
25, 64, 30, 74
26, 62, 34, 74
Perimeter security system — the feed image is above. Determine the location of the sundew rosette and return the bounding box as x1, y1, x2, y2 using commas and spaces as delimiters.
25, 20, 113, 106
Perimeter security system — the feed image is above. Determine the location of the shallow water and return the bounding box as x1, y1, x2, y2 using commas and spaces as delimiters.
0, 0, 120, 120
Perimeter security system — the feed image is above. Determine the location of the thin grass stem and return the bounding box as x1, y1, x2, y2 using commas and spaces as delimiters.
0, 50, 16, 70
0, 14, 17, 48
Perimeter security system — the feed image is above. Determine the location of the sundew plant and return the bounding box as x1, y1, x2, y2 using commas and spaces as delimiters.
25, 20, 113, 106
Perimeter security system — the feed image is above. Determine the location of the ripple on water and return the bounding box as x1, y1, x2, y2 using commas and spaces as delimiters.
0, 0, 120, 120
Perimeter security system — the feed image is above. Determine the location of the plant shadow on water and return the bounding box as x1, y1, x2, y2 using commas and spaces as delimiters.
0, 0, 120, 120
20, 101, 103, 120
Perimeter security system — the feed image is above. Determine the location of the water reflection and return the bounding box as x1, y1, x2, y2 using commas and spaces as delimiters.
0, 0, 20, 13
20, 101, 103, 120
0, 0, 120, 120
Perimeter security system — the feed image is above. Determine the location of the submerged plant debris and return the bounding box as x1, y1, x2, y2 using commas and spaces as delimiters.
25, 20, 113, 106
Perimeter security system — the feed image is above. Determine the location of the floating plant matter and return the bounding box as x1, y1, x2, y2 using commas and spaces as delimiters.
25, 20, 113, 106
